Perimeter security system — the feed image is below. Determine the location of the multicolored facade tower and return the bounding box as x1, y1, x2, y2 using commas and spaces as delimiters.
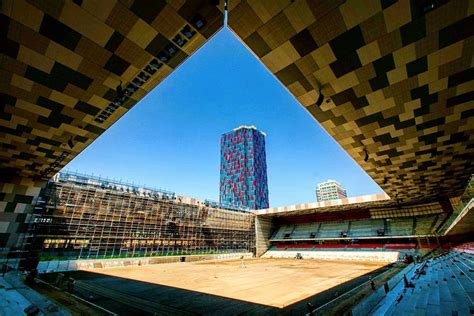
219, 126, 269, 210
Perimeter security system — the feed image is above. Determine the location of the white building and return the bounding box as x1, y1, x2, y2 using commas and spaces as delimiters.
316, 180, 347, 201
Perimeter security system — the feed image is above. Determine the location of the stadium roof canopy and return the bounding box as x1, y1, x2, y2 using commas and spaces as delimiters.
255, 193, 393, 217
1, 0, 473, 204
444, 198, 474, 235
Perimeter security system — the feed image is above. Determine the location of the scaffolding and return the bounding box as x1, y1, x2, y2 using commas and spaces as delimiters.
32, 172, 255, 260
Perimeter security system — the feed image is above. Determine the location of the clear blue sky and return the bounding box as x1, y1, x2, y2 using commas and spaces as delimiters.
64, 27, 382, 207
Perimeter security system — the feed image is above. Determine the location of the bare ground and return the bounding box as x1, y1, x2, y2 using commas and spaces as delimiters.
85, 258, 388, 308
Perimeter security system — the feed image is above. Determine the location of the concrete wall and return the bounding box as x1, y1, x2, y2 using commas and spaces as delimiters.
37, 252, 253, 273
255, 215, 274, 257
262, 250, 399, 262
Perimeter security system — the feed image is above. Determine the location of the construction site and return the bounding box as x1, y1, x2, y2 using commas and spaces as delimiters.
1, 0, 473, 315
31, 172, 255, 262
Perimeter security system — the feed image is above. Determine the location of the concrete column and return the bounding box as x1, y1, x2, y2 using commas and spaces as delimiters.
255, 215, 274, 257
0, 177, 45, 269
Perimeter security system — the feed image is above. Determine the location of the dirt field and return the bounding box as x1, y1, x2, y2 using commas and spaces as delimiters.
86, 258, 387, 308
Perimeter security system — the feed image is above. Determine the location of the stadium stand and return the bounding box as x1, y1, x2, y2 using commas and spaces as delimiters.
270, 215, 441, 241
291, 223, 320, 239
272, 224, 296, 239
414, 217, 437, 235
355, 250, 474, 315
349, 219, 384, 237
387, 218, 414, 236
319, 222, 349, 238
453, 242, 474, 254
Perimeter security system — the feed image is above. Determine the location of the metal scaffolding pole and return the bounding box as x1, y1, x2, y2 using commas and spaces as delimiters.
32, 172, 256, 261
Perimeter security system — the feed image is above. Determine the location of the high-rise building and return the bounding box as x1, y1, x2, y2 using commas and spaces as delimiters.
316, 180, 347, 202
219, 126, 269, 210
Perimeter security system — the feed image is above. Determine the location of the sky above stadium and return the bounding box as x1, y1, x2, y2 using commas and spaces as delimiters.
64, 27, 382, 207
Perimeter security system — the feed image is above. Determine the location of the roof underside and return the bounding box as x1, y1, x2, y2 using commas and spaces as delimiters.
0, 0, 224, 180
255, 193, 394, 217
228, 0, 474, 203
1, 0, 473, 204
445, 199, 473, 235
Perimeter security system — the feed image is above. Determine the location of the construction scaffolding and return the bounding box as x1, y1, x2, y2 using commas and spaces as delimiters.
32, 172, 255, 260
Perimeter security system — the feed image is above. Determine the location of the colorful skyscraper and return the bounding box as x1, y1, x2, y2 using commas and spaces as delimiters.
219, 126, 269, 210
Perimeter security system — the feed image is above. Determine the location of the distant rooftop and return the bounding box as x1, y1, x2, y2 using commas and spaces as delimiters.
317, 179, 343, 187
225, 125, 266, 137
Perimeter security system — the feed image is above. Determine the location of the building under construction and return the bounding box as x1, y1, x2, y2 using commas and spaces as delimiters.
32, 172, 255, 260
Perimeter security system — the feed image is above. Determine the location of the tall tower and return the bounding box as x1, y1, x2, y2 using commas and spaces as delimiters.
219, 126, 269, 210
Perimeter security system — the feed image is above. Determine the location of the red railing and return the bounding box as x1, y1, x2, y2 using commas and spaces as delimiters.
314, 244, 345, 248
276, 244, 314, 249
385, 243, 417, 249
348, 243, 383, 249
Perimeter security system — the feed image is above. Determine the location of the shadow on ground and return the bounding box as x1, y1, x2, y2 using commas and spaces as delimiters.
40, 264, 393, 315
